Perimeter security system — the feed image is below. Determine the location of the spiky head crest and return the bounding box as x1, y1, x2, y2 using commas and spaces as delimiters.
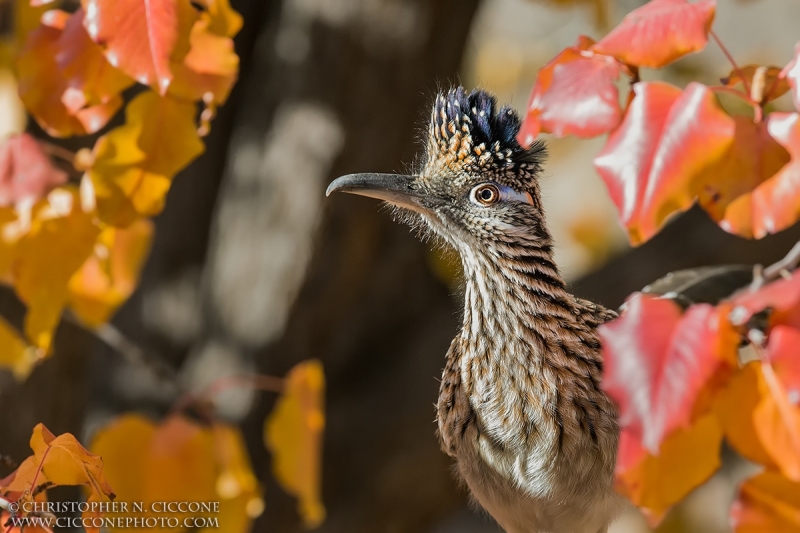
424, 87, 545, 189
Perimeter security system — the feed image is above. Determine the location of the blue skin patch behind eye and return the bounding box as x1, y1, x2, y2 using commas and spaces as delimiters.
497, 185, 533, 205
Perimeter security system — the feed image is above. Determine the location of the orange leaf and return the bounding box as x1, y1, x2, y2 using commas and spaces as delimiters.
206, 425, 263, 533
0, 134, 67, 208
732, 471, 800, 532
518, 36, 624, 144
13, 188, 100, 351
592, 0, 716, 68
717, 362, 800, 481
0, 423, 115, 505
725, 112, 800, 238
17, 12, 122, 136
168, 16, 239, 104
264, 360, 326, 528
68, 219, 153, 327
594, 82, 734, 244
721, 65, 790, 104
89, 91, 205, 226
615, 414, 722, 525
83, 0, 198, 93
56, 9, 134, 113
599, 294, 737, 453
91, 414, 261, 533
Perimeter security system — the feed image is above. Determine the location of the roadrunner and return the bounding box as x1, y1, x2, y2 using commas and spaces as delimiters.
327, 87, 622, 533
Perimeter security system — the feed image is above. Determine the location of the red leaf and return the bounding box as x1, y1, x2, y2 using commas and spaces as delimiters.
0, 134, 67, 208
592, 0, 716, 68
784, 42, 800, 112
594, 82, 735, 244
518, 36, 624, 144
598, 294, 737, 453
732, 471, 800, 532
726, 112, 800, 238
765, 325, 800, 404
83, 0, 198, 93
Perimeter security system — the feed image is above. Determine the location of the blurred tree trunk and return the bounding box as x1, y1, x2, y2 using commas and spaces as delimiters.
172, 0, 481, 532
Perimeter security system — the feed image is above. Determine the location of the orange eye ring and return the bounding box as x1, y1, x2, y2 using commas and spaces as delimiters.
473, 184, 500, 205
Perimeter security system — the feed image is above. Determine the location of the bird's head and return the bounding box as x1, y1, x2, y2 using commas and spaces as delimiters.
326, 87, 548, 252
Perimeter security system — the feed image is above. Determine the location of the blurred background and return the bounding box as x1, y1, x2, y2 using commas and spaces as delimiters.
2, 0, 800, 531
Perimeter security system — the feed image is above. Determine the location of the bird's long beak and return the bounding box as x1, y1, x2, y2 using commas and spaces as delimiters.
326, 173, 426, 212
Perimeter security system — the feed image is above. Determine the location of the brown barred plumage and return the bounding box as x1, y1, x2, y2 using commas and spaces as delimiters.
327, 87, 622, 533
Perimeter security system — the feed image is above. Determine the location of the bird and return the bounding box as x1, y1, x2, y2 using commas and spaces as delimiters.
326, 87, 623, 533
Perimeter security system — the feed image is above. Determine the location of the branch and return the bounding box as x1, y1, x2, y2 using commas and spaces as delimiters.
749, 240, 800, 291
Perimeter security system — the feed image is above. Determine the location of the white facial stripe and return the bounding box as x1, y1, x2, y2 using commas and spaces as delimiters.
497, 185, 533, 205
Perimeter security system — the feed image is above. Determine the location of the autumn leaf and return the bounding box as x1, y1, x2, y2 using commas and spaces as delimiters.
206, 425, 263, 533
518, 36, 625, 144
17, 11, 121, 136
68, 219, 154, 327
784, 42, 800, 112
594, 82, 760, 244
264, 360, 326, 528
200, 0, 243, 38
732, 471, 800, 532
89, 90, 204, 226
721, 65, 790, 104
0, 423, 115, 508
56, 9, 134, 115
91, 414, 262, 533
168, 16, 239, 105
598, 293, 738, 453
724, 112, 800, 238
764, 325, 800, 405
717, 362, 800, 481
727, 268, 800, 330
615, 414, 723, 525
0, 134, 67, 208
0, 316, 40, 380
13, 187, 100, 351
592, 0, 716, 68
83, 0, 198, 93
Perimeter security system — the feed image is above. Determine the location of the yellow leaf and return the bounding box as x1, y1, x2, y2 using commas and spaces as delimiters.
264, 360, 326, 528
0, 423, 115, 513
89, 91, 205, 226
91, 414, 261, 533
68, 218, 153, 327
14, 187, 100, 350
202, 0, 243, 38
0, 316, 40, 380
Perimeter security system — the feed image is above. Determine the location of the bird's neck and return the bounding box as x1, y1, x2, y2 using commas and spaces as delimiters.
457, 235, 575, 344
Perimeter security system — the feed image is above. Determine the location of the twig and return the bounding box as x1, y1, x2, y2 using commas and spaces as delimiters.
37, 141, 76, 166
61, 311, 181, 390
710, 30, 750, 95
749, 240, 800, 291
171, 374, 286, 415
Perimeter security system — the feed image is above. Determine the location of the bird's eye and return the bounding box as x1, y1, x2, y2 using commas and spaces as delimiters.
472, 184, 499, 206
